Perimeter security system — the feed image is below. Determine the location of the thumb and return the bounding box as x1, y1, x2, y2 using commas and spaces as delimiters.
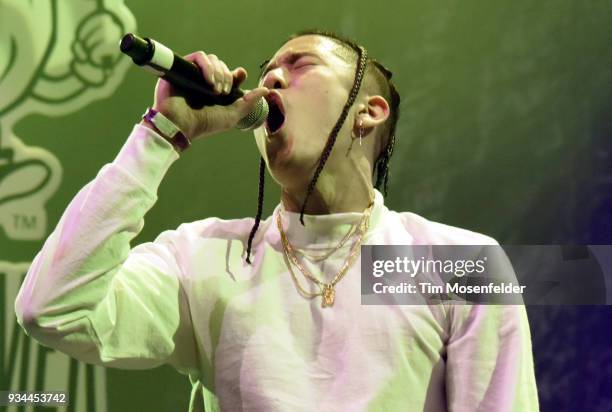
233, 87, 270, 119
231, 67, 248, 89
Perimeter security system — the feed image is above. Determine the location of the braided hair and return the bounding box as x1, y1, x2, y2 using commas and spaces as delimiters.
299, 44, 368, 224
245, 30, 401, 264
370, 60, 400, 196
245, 157, 266, 264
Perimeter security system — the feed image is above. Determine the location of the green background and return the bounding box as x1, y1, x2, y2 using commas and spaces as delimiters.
4, 0, 612, 410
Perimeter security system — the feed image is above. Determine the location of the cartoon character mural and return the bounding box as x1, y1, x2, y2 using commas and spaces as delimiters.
0, 1, 135, 410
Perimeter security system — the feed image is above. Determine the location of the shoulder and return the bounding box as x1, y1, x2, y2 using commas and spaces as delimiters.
393, 210, 499, 245
152, 214, 274, 248
142, 216, 273, 282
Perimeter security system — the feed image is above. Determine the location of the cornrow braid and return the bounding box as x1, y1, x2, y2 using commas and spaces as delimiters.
298, 45, 368, 225
245, 156, 266, 264
374, 133, 395, 196
373, 77, 400, 196
245, 30, 400, 264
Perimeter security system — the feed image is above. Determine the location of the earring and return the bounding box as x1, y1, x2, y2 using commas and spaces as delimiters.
359, 119, 363, 146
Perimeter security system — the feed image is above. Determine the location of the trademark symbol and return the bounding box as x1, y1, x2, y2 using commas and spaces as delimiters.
12, 214, 37, 231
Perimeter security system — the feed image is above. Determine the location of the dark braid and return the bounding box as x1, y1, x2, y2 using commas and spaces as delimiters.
373, 76, 400, 196
298, 46, 368, 225
245, 157, 266, 264
245, 30, 400, 264
374, 133, 395, 195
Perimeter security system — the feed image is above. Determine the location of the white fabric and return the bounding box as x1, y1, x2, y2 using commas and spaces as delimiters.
15, 124, 540, 411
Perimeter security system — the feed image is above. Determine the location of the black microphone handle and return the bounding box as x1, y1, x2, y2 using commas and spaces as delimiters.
120, 33, 244, 108
163, 52, 244, 107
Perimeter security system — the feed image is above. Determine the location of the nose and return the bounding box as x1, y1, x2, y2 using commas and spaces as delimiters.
262, 68, 288, 90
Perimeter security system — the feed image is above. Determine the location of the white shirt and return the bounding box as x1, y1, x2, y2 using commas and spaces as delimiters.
15, 124, 539, 411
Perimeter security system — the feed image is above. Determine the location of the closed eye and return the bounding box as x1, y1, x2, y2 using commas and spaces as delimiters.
259, 52, 321, 80
294, 60, 316, 70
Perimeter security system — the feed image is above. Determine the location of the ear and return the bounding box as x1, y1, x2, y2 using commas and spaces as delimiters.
353, 95, 390, 134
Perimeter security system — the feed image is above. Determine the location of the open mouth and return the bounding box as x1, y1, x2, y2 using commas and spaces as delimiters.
264, 91, 286, 135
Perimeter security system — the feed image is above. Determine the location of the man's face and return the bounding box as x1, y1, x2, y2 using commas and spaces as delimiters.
254, 35, 356, 188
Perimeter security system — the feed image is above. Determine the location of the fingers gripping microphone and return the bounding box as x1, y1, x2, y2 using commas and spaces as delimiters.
119, 33, 268, 131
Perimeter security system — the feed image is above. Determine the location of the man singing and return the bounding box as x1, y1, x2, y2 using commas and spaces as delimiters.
15, 30, 539, 411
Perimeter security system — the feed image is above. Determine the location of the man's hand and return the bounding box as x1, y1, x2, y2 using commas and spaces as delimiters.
145, 51, 269, 141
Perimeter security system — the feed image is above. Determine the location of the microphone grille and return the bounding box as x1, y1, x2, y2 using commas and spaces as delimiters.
236, 98, 269, 131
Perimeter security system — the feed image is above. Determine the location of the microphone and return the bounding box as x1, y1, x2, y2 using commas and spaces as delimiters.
119, 33, 268, 131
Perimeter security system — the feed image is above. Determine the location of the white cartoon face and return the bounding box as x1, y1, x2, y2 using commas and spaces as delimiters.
0, 0, 54, 114
2, 2, 137, 410
1, 0, 136, 123
0, 0, 135, 242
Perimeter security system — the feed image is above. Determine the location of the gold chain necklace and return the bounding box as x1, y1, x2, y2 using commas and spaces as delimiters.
293, 219, 360, 262
277, 202, 373, 308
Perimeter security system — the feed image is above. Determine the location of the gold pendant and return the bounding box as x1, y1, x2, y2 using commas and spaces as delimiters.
321, 284, 335, 308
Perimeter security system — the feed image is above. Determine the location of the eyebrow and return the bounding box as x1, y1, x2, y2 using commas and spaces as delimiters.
259, 51, 321, 78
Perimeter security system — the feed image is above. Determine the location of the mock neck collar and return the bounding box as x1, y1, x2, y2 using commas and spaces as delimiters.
271, 189, 386, 248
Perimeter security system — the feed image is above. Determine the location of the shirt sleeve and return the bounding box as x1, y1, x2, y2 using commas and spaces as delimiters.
14, 124, 199, 375
445, 303, 540, 411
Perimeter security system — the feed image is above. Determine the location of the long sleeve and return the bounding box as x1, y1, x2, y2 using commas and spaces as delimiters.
14, 124, 199, 375
445, 303, 540, 411
405, 221, 540, 411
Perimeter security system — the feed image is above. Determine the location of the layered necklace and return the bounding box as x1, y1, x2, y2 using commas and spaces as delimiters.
276, 201, 374, 308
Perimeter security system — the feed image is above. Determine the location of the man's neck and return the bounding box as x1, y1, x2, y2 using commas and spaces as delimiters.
281, 181, 374, 215
280, 149, 377, 215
